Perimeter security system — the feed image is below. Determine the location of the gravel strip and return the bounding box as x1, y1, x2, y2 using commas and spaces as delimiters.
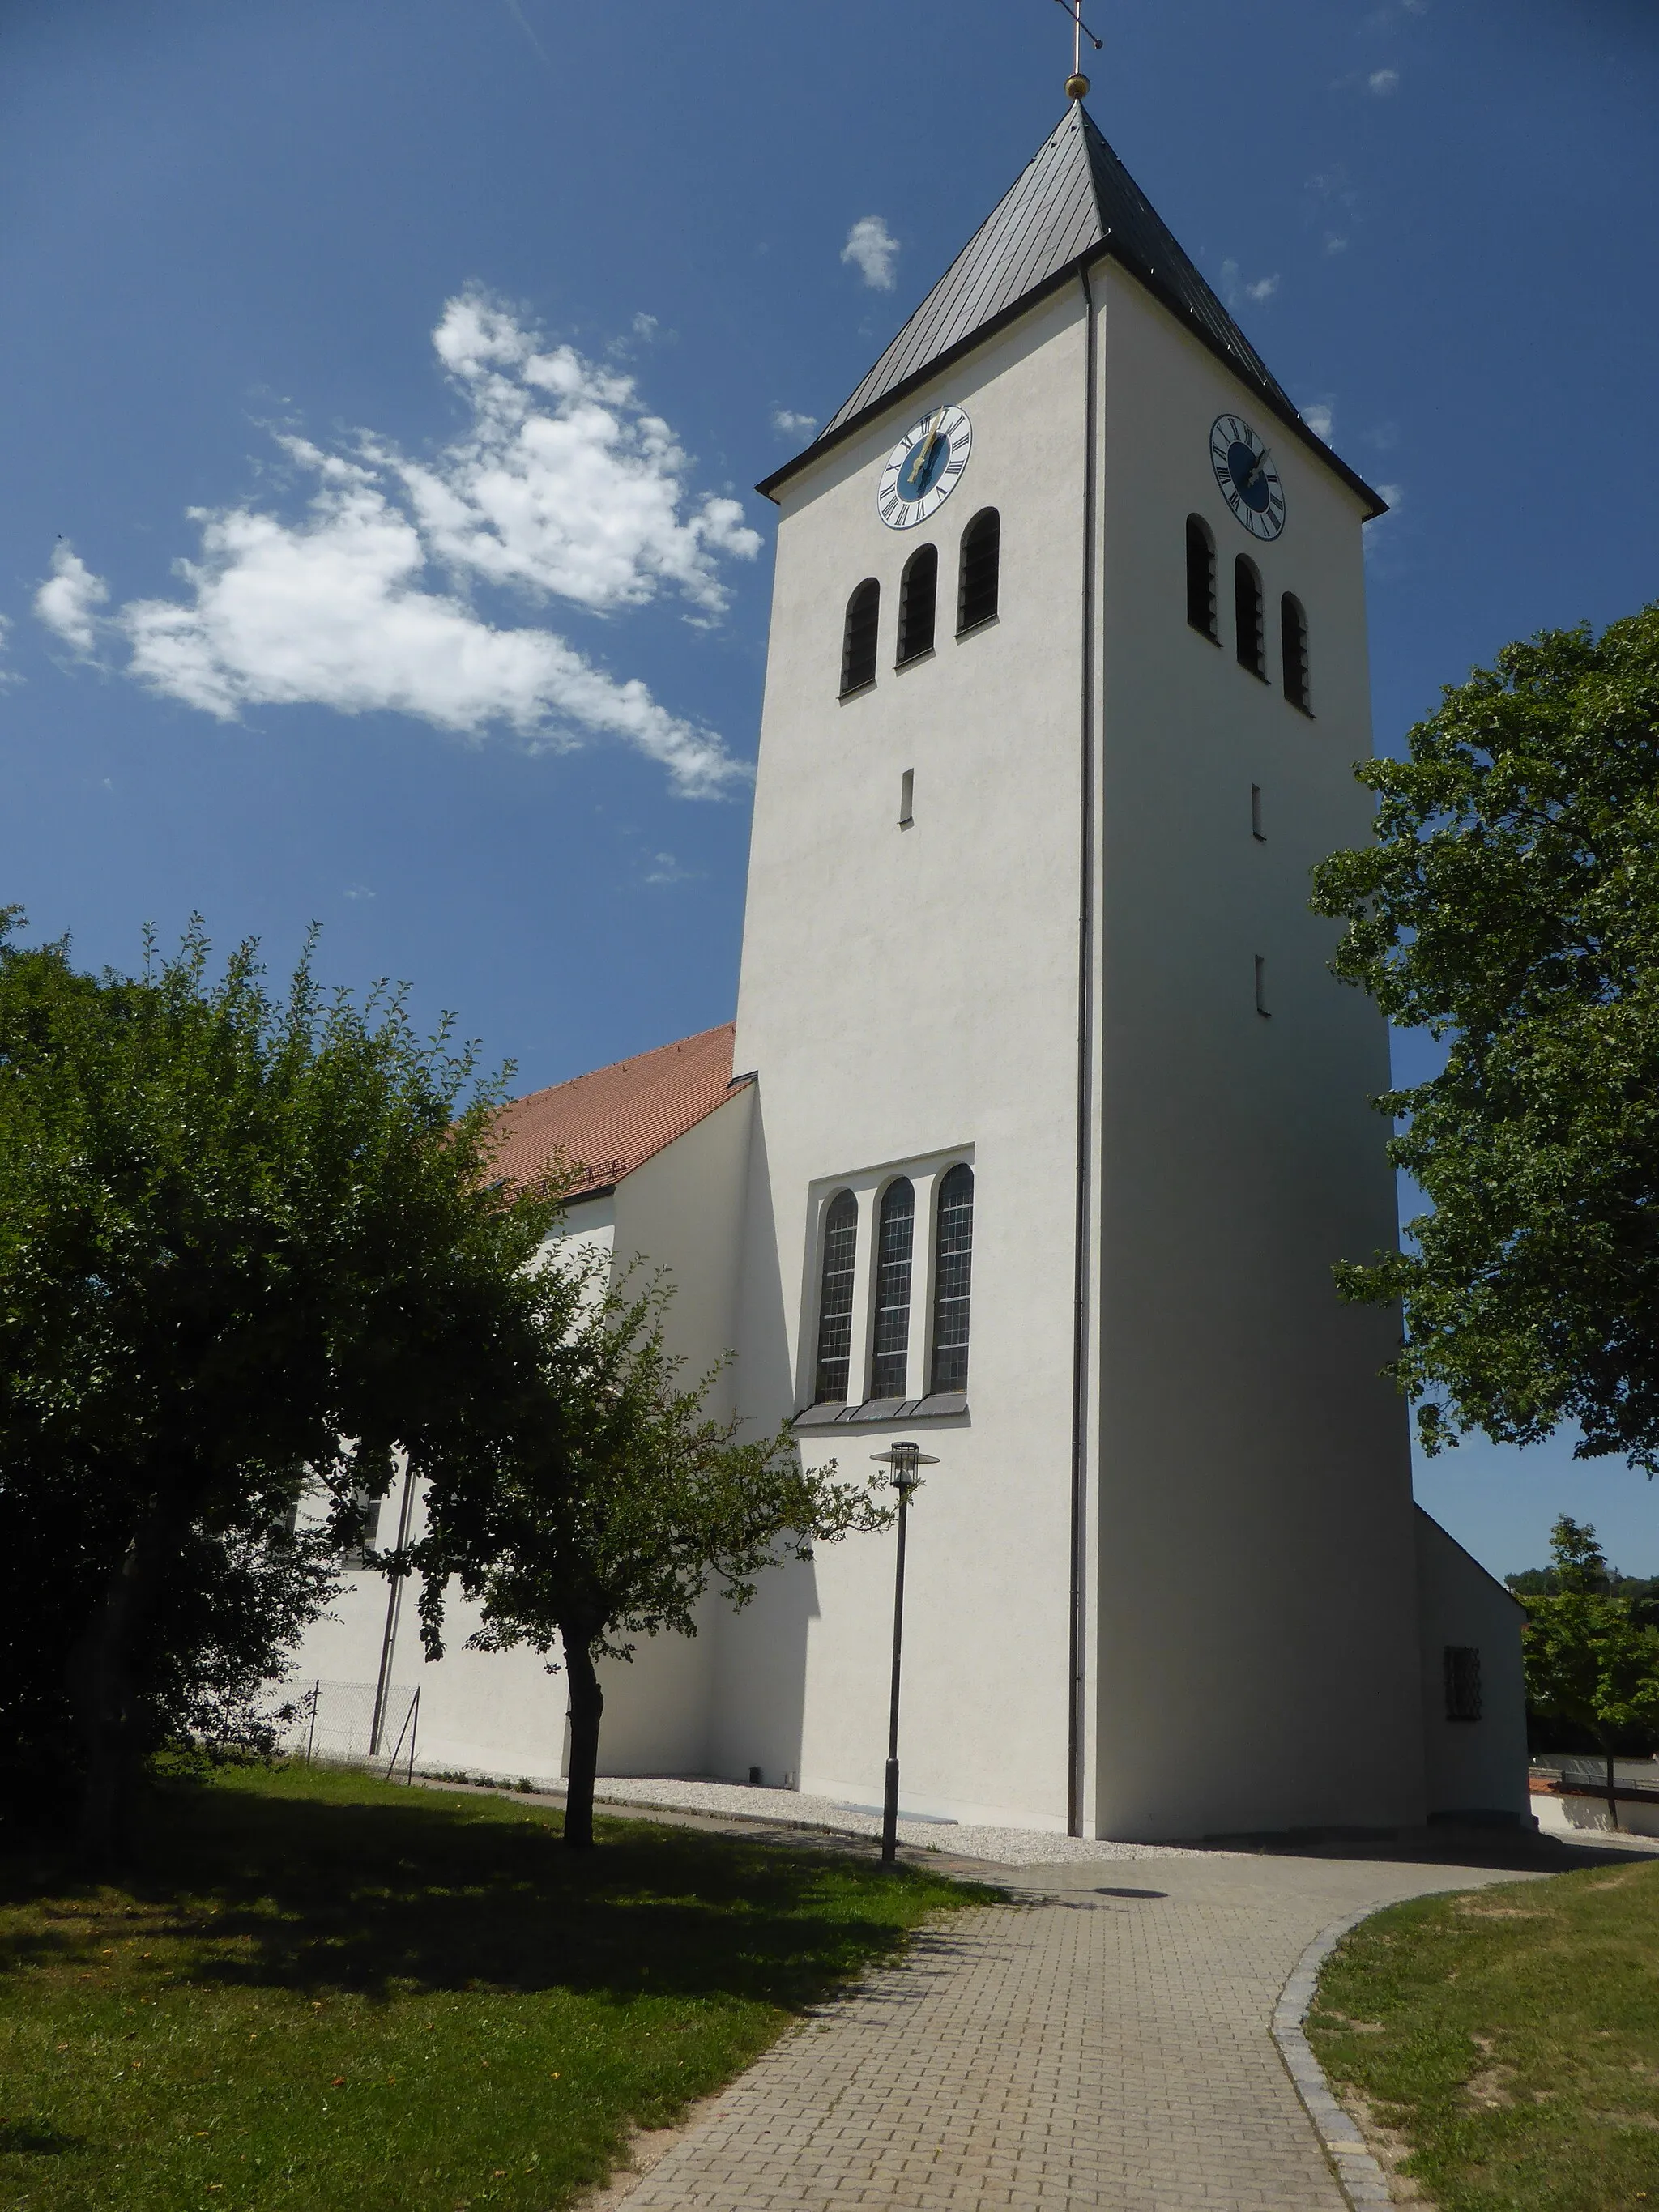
583, 1774, 1229, 1865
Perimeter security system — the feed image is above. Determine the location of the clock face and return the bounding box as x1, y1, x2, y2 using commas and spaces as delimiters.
878, 404, 972, 530
1209, 413, 1286, 541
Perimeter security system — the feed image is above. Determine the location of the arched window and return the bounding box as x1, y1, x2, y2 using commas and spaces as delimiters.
897, 544, 938, 666
869, 1178, 915, 1399
1185, 515, 1218, 641
840, 579, 879, 697
957, 508, 1000, 633
929, 1164, 975, 1394
812, 1189, 859, 1404
1281, 592, 1311, 713
1235, 556, 1265, 680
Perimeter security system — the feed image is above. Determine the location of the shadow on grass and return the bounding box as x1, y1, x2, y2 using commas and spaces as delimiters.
0, 1773, 974, 2014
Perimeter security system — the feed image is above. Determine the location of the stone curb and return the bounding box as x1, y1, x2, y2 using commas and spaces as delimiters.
1271, 1903, 1398, 2210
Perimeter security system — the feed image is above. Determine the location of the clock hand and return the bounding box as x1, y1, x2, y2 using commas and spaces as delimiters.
1240, 445, 1273, 493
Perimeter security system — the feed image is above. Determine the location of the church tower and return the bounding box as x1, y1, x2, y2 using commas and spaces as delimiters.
717, 96, 1431, 1839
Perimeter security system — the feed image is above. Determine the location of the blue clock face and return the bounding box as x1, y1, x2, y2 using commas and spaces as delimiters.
1209, 413, 1286, 540
878, 405, 973, 530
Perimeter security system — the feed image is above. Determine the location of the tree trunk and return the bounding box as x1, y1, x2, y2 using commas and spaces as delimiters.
64, 1504, 185, 1869
562, 1633, 604, 1850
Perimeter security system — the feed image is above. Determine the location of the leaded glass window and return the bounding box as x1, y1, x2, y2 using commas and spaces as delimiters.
929, 1163, 974, 1393
957, 509, 1000, 633
1186, 515, 1217, 640
898, 543, 938, 665
812, 1188, 858, 1403
1235, 556, 1265, 679
1281, 592, 1311, 712
841, 579, 879, 697
869, 1178, 915, 1399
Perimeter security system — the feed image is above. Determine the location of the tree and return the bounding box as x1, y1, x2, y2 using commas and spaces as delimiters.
1520, 1519, 1659, 1825
412, 1263, 892, 1848
1309, 604, 1659, 1466
0, 912, 559, 1860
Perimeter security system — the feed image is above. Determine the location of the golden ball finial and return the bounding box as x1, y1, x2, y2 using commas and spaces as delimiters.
1065, 71, 1090, 100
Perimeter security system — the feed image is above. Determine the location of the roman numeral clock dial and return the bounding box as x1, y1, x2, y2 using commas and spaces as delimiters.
878, 404, 973, 528
1210, 413, 1286, 540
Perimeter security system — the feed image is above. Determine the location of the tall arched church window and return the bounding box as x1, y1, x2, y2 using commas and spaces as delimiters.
1235, 556, 1265, 680
898, 544, 938, 666
1281, 592, 1311, 713
812, 1189, 859, 1403
840, 579, 880, 697
929, 1163, 975, 1394
1186, 515, 1218, 641
869, 1178, 915, 1399
957, 508, 1000, 634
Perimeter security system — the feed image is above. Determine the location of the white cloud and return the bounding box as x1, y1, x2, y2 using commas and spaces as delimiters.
1368, 67, 1401, 94
343, 884, 376, 901
644, 850, 702, 885
631, 312, 659, 341
771, 407, 817, 436
1323, 233, 1350, 256
32, 293, 760, 798
35, 544, 109, 655
1220, 260, 1280, 310
0, 614, 17, 688
842, 215, 899, 292
1365, 482, 1407, 563
1301, 402, 1336, 443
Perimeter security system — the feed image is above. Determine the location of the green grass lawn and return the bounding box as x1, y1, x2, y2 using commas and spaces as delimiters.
1308, 1858, 1659, 2212
0, 1763, 990, 2212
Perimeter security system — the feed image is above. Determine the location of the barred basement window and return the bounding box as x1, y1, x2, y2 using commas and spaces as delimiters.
812, 1188, 859, 1403
929, 1163, 975, 1393
898, 543, 938, 666
1235, 556, 1265, 680
957, 508, 1000, 633
1186, 514, 1218, 641
1444, 1644, 1482, 1722
840, 578, 880, 697
1281, 592, 1311, 713
869, 1178, 915, 1399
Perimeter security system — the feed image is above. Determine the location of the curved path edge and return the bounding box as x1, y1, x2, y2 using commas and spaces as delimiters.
1272, 1903, 1402, 2210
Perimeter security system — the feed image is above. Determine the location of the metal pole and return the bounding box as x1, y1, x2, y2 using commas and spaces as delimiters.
369, 1457, 416, 1758
881, 1482, 911, 1865
305, 1680, 319, 1765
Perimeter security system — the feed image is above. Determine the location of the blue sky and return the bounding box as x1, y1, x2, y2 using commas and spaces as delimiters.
4, 0, 1657, 1577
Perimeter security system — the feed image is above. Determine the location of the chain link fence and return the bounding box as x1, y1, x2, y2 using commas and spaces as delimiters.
281, 1678, 420, 1781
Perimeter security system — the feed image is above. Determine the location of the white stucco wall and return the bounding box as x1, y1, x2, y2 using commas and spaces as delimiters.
280, 1090, 754, 1788
722, 284, 1092, 1828
1414, 1507, 1530, 1823
1087, 262, 1427, 1838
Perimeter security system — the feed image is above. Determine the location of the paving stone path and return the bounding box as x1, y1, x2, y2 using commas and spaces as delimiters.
622, 1846, 1542, 2212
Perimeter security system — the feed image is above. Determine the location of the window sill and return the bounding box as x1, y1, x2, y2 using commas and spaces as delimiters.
895, 646, 936, 672
954, 614, 999, 642
1188, 622, 1222, 646
838, 678, 876, 703
793, 1392, 969, 1427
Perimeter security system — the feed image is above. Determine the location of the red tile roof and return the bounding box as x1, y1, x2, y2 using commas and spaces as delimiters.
488, 1022, 745, 1199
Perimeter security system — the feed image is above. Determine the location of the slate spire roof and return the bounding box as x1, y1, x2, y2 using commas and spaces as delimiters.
758, 103, 1382, 515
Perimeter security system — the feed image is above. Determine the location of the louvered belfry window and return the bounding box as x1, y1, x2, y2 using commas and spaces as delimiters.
1235, 556, 1265, 679
841, 579, 880, 697
898, 544, 938, 665
1281, 593, 1311, 712
812, 1189, 859, 1403
957, 509, 1000, 633
869, 1178, 915, 1399
1186, 515, 1218, 640
929, 1164, 975, 1394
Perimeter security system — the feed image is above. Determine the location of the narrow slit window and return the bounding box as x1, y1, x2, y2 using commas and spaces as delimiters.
957, 508, 1000, 633
1186, 515, 1218, 641
812, 1189, 859, 1403
899, 768, 914, 827
1235, 556, 1265, 679
1255, 954, 1269, 1017
869, 1178, 915, 1399
1251, 783, 1265, 841
929, 1163, 975, 1394
1281, 592, 1311, 712
898, 544, 938, 665
840, 578, 879, 697
1444, 1645, 1482, 1723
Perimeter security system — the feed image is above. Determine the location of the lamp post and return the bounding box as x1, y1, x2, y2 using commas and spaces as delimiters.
870, 1441, 938, 1865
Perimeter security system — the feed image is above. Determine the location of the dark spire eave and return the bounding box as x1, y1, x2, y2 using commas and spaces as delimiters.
756, 108, 1388, 522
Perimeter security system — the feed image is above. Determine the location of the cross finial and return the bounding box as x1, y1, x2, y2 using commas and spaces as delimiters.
1052, 0, 1103, 99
